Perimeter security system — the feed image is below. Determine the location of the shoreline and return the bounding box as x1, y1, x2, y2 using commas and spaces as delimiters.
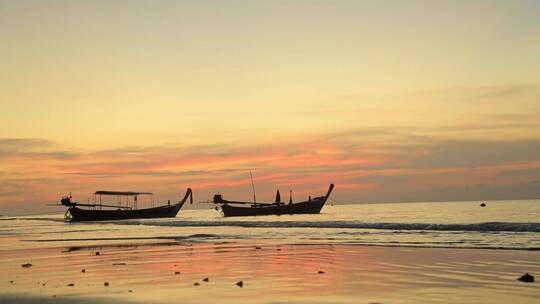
18, 238, 540, 251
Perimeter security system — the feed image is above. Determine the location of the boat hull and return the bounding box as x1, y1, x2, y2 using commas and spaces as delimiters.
68, 202, 184, 221
220, 196, 328, 217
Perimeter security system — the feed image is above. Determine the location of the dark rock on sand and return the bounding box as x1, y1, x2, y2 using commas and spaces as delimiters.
175, 271, 181, 275
81, 269, 85, 273
67, 283, 74, 287
21, 263, 32, 268
480, 203, 486, 207
236, 281, 244, 287
318, 271, 325, 274
255, 246, 262, 249
104, 282, 109, 286
128, 290, 133, 293
518, 273, 535, 283
95, 252, 100, 256
203, 278, 209, 282
193, 282, 200, 286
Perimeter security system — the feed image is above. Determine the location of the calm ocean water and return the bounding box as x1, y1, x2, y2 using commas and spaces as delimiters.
1, 200, 539, 251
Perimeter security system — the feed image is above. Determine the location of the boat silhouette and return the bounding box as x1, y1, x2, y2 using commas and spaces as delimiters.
59, 188, 192, 221
213, 184, 334, 217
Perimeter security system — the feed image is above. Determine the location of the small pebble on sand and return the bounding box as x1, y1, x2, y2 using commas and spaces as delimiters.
193, 282, 200, 286
21, 263, 32, 268
175, 271, 181, 275
67, 283, 74, 287
95, 252, 100, 256
203, 277, 209, 282
518, 273, 535, 283
104, 282, 109, 286
236, 280, 244, 288
81, 269, 85, 273
318, 271, 325, 274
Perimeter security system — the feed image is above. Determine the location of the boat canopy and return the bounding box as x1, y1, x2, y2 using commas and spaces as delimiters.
94, 191, 153, 196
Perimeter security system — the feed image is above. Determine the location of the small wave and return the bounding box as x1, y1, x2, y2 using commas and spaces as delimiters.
113, 220, 540, 233
25, 233, 225, 242
0, 217, 66, 223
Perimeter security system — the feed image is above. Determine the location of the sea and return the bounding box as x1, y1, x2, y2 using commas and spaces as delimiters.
1, 200, 539, 251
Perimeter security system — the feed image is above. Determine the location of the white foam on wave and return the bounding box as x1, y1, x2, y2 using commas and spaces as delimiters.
114, 220, 540, 232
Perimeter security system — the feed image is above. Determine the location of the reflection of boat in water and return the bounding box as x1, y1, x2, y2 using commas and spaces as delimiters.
213, 184, 334, 217
60, 188, 192, 221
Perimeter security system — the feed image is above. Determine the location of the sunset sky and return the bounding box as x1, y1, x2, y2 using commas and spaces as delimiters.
1, 0, 540, 214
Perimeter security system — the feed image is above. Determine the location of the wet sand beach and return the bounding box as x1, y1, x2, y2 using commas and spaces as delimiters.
1, 242, 539, 304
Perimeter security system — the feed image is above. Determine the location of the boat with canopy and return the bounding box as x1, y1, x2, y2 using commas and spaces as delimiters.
59, 188, 192, 221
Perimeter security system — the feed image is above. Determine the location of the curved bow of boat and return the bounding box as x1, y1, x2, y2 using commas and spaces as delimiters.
180, 188, 193, 205
326, 184, 335, 198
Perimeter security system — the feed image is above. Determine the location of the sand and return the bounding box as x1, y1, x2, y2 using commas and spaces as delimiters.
1, 241, 539, 304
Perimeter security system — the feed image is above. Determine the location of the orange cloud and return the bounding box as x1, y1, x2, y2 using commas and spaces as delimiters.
2, 135, 540, 213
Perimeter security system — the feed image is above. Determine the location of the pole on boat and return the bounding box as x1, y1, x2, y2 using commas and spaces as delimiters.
289, 190, 292, 204
250, 171, 257, 204
275, 189, 281, 203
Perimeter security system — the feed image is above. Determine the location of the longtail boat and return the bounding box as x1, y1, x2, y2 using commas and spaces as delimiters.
213, 184, 334, 217
59, 188, 192, 221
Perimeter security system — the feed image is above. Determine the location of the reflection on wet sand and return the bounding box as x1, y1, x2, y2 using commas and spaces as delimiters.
1, 242, 539, 304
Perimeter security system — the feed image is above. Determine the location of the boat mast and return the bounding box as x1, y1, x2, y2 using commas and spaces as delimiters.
250, 171, 257, 203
